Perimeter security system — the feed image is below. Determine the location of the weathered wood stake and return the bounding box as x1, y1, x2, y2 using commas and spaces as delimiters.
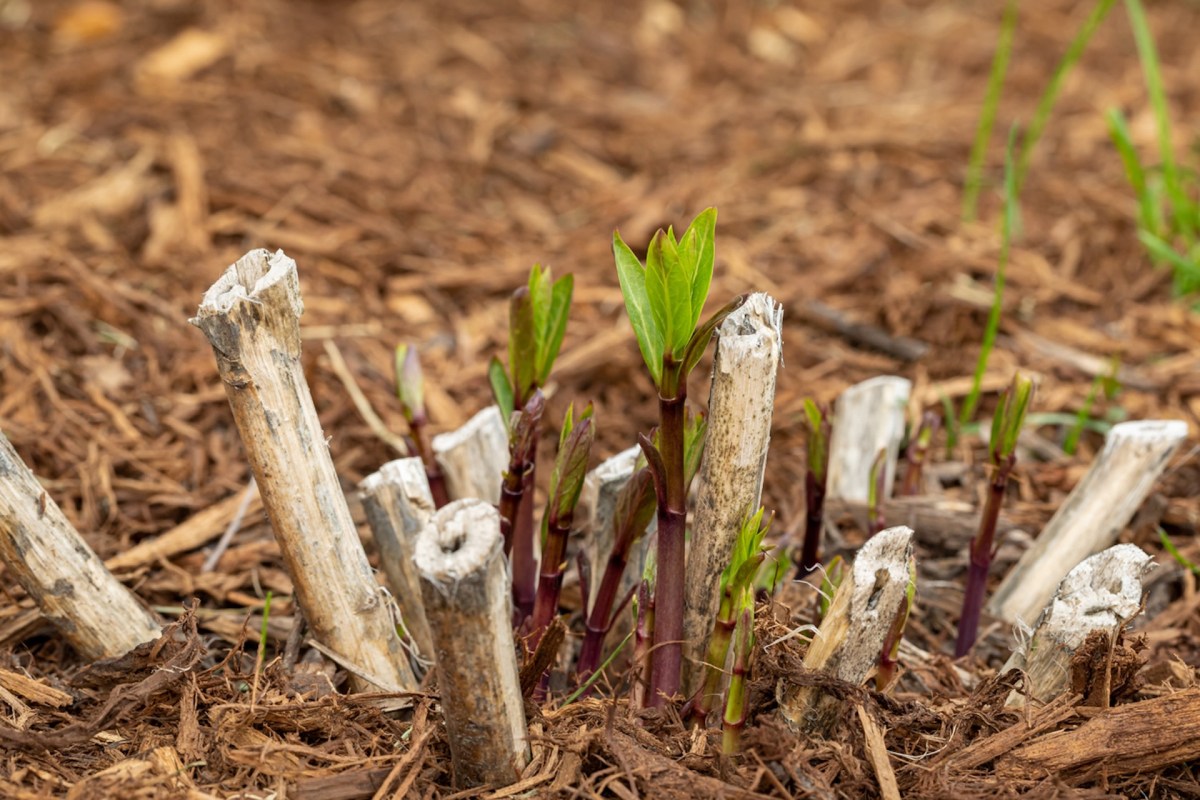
192, 248, 415, 692
0, 432, 162, 659
826, 376, 911, 504
989, 420, 1186, 626
777, 526, 915, 735
432, 406, 508, 504
414, 499, 528, 788
1002, 543, 1153, 706
579, 445, 643, 610
683, 292, 782, 684
359, 458, 436, 660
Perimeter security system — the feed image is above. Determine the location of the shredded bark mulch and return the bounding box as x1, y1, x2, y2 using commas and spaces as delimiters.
2, 0, 1199, 796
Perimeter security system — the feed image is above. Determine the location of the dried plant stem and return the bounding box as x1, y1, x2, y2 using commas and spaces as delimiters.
826, 377, 911, 504
192, 248, 415, 693
359, 458, 436, 659
431, 405, 508, 505
0, 432, 162, 659
1002, 544, 1153, 706
989, 420, 1187, 626
414, 499, 528, 788
777, 526, 915, 735
683, 293, 782, 688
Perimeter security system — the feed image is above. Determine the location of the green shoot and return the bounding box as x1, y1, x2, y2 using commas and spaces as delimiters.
690, 508, 769, 727
394, 344, 449, 506
722, 596, 754, 755
631, 554, 656, 709
876, 557, 916, 691
797, 399, 831, 575
960, 124, 1020, 429
962, 0, 1018, 222
899, 411, 939, 496
1063, 357, 1121, 455
614, 207, 746, 704
956, 372, 1034, 657
530, 403, 596, 647
490, 265, 574, 419
867, 447, 887, 538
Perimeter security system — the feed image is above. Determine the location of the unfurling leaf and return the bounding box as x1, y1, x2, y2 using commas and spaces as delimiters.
489, 356, 515, 423
509, 286, 538, 405
549, 403, 595, 523
394, 344, 426, 425
613, 231, 664, 385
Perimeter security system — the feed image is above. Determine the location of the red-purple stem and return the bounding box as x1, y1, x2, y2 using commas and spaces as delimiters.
647, 382, 687, 706
798, 469, 826, 576
954, 453, 1013, 657
512, 461, 538, 623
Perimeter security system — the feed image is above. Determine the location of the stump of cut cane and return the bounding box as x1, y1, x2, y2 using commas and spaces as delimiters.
415, 499, 528, 788
0, 432, 162, 659
191, 248, 415, 693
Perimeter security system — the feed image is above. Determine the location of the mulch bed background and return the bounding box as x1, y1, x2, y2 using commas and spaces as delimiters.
1, 0, 1199, 796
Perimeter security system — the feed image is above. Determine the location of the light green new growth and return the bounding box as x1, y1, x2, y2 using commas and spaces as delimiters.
721, 592, 755, 755
960, 124, 1020, 428
613, 209, 717, 385
489, 264, 574, 420
1014, 0, 1118, 195
989, 371, 1034, 462
816, 555, 845, 623
962, 0, 1018, 222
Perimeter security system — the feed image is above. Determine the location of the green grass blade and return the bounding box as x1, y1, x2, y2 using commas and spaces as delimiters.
1015, 0, 1117, 195
1138, 230, 1200, 294
963, 0, 1018, 222
1106, 108, 1162, 237
1125, 0, 1193, 241
961, 125, 1019, 427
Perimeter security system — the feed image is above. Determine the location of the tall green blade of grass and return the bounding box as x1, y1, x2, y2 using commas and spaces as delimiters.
1106, 108, 1167, 238
1014, 0, 1118, 195
960, 125, 1020, 428
1124, 0, 1194, 243
963, 0, 1019, 223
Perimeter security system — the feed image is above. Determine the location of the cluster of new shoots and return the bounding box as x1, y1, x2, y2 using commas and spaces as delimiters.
614, 206, 746, 704
491, 265, 574, 621
394, 344, 449, 506
722, 592, 755, 755
956, 372, 1034, 657
691, 507, 770, 728
796, 399, 830, 576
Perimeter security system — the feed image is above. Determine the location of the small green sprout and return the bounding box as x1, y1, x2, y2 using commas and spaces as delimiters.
489, 264, 573, 420
797, 399, 831, 575
956, 371, 1034, 657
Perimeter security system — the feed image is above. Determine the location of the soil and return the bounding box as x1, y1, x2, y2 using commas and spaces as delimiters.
1, 0, 1199, 797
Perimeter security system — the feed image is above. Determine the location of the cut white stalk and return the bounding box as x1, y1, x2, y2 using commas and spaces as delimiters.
432, 405, 508, 504
414, 499, 528, 788
989, 420, 1186, 626
777, 526, 915, 734
578, 445, 640, 611
1003, 544, 1154, 707
360, 458, 436, 660
825, 376, 912, 503
191, 248, 415, 693
0, 432, 162, 659
682, 293, 783, 683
